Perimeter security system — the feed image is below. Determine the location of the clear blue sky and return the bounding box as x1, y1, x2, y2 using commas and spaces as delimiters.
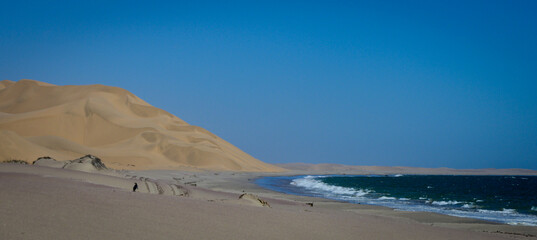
1, 1, 536, 169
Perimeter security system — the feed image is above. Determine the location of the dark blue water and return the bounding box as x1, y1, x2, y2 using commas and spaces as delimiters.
256, 175, 537, 226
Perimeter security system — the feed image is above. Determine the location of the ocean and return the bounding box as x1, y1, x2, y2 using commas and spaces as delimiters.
256, 175, 537, 226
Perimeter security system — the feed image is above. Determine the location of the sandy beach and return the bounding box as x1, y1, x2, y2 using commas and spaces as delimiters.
3, 0, 537, 238
1, 80, 537, 239
2, 163, 536, 240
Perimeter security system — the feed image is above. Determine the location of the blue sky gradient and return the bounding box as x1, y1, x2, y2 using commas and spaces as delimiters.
1, 1, 536, 169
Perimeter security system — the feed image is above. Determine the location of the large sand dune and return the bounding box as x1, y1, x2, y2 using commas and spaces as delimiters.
0, 79, 283, 172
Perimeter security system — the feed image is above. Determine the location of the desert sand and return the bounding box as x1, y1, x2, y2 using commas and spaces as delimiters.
2, 162, 536, 240
0, 79, 282, 172
2, 80, 534, 175
2, 79, 537, 239
277, 163, 537, 175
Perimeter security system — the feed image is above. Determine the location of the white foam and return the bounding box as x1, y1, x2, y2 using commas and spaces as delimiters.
446, 209, 536, 226
393, 174, 403, 177
281, 175, 537, 226
503, 208, 517, 214
291, 175, 369, 197
431, 200, 462, 206
507, 222, 528, 226
462, 203, 475, 208
399, 198, 410, 201
478, 208, 517, 214
378, 196, 396, 200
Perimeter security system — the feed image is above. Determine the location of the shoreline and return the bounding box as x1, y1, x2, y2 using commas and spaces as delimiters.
254, 174, 537, 226
135, 170, 537, 232
136, 169, 537, 235
2, 164, 536, 239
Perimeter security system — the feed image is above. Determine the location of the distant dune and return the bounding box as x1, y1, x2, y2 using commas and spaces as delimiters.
0, 79, 283, 172
277, 163, 537, 175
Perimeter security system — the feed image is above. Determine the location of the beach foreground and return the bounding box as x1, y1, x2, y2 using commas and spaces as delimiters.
1, 164, 536, 240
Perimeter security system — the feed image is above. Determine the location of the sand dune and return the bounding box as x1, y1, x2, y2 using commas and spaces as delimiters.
277, 163, 537, 175
0, 79, 283, 172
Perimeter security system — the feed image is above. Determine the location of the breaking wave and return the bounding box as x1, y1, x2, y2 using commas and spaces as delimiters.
291, 175, 369, 198
258, 175, 537, 226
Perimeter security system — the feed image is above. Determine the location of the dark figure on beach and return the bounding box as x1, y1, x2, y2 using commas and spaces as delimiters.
133, 182, 138, 192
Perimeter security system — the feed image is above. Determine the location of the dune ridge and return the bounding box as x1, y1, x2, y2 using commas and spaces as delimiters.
277, 163, 537, 175
0, 79, 283, 172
